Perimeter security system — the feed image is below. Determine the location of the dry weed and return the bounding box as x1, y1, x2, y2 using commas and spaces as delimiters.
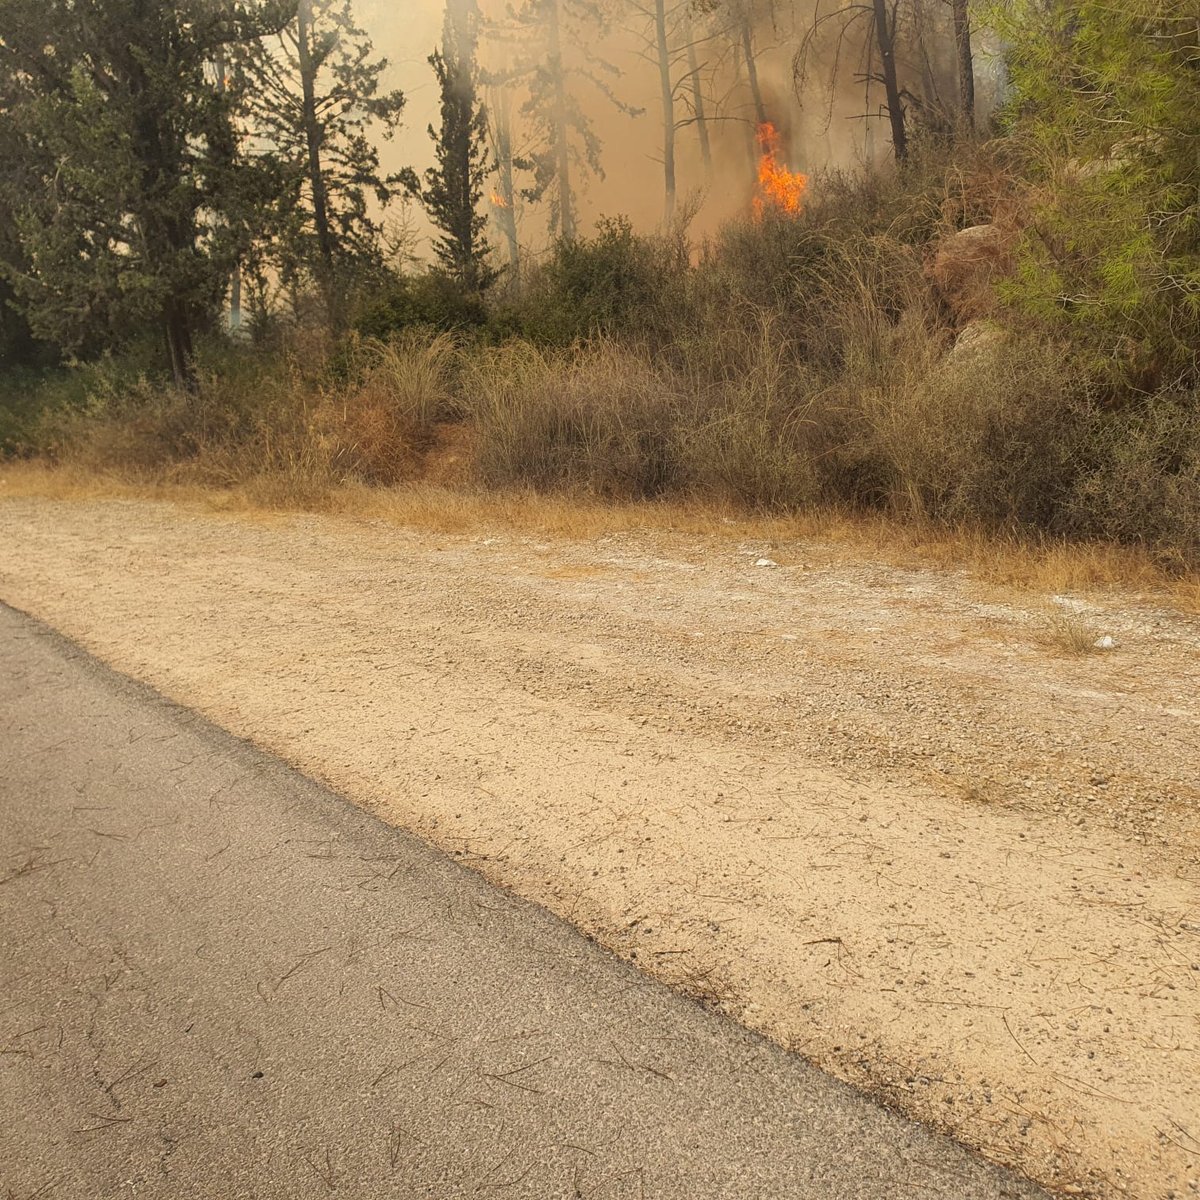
323, 333, 457, 485
1038, 606, 1106, 656
464, 340, 682, 498
5, 461, 1199, 614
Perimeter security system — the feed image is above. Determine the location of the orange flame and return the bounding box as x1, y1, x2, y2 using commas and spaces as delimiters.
752, 122, 807, 219
490, 191, 509, 209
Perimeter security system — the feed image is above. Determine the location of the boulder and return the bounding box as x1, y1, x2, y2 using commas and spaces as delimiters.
945, 319, 1009, 368
927, 224, 1013, 324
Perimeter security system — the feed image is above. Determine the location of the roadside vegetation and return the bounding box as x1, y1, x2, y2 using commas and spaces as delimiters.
3, 0, 1199, 582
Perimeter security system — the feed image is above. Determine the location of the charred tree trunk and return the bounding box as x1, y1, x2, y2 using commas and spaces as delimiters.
654, 0, 676, 221
952, 0, 975, 133
871, 0, 907, 162
297, 0, 340, 326
737, 13, 767, 180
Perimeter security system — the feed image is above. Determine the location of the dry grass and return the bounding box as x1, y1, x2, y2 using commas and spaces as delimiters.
326, 333, 458, 484
1038, 606, 1107, 656
8, 146, 1200, 606
4, 460, 1197, 614
464, 339, 684, 498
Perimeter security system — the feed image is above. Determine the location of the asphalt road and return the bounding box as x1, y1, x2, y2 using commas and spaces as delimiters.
0, 602, 1046, 1200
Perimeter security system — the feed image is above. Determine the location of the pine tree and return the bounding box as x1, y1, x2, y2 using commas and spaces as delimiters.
486, 83, 524, 283
403, 0, 496, 292
624, 0, 719, 221
999, 0, 1200, 379
499, 0, 641, 241
240, 0, 405, 326
693, 0, 788, 182
793, 0, 911, 165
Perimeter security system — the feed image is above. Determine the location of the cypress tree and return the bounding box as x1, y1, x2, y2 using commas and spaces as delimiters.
404, 0, 496, 292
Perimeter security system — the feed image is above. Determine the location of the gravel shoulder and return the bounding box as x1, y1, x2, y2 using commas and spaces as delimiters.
1, 492, 1198, 1198
3, 605, 1047, 1200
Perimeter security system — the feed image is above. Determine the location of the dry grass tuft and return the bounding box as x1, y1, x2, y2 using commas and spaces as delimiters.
1038, 606, 1106, 656
326, 333, 458, 485
464, 339, 683, 499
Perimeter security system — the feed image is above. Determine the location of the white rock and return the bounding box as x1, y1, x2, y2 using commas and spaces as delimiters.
1094, 635, 1117, 651
754, 558, 779, 569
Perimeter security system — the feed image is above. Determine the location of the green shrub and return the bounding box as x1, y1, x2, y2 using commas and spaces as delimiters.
0, 368, 73, 456
512, 217, 687, 346
354, 272, 488, 341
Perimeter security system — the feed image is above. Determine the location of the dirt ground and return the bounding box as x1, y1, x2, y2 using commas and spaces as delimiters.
1, 489, 1197, 1199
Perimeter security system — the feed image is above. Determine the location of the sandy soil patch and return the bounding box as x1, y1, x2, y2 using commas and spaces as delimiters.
1, 493, 1197, 1198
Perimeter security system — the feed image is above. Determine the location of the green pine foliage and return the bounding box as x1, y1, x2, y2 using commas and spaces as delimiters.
999, 0, 1200, 384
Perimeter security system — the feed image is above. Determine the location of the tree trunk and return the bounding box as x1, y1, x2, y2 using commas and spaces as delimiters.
229, 264, 243, 336
296, 0, 340, 326
654, 0, 675, 222
684, 14, 712, 176
447, 0, 482, 290
738, 11, 767, 181
952, 0, 975, 133
164, 296, 197, 391
492, 91, 521, 282
872, 0, 908, 162
546, 0, 575, 240
213, 49, 243, 337
739, 11, 766, 125
125, 5, 198, 388
863, 53, 876, 169
911, 0, 941, 118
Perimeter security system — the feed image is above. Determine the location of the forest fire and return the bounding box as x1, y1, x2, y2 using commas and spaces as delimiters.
752, 122, 807, 219
490, 191, 510, 209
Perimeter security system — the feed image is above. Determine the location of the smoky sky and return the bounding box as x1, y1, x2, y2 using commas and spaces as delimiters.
350, 0, 1003, 255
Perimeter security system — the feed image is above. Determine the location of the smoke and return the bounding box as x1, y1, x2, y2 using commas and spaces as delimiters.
353, 0, 998, 260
